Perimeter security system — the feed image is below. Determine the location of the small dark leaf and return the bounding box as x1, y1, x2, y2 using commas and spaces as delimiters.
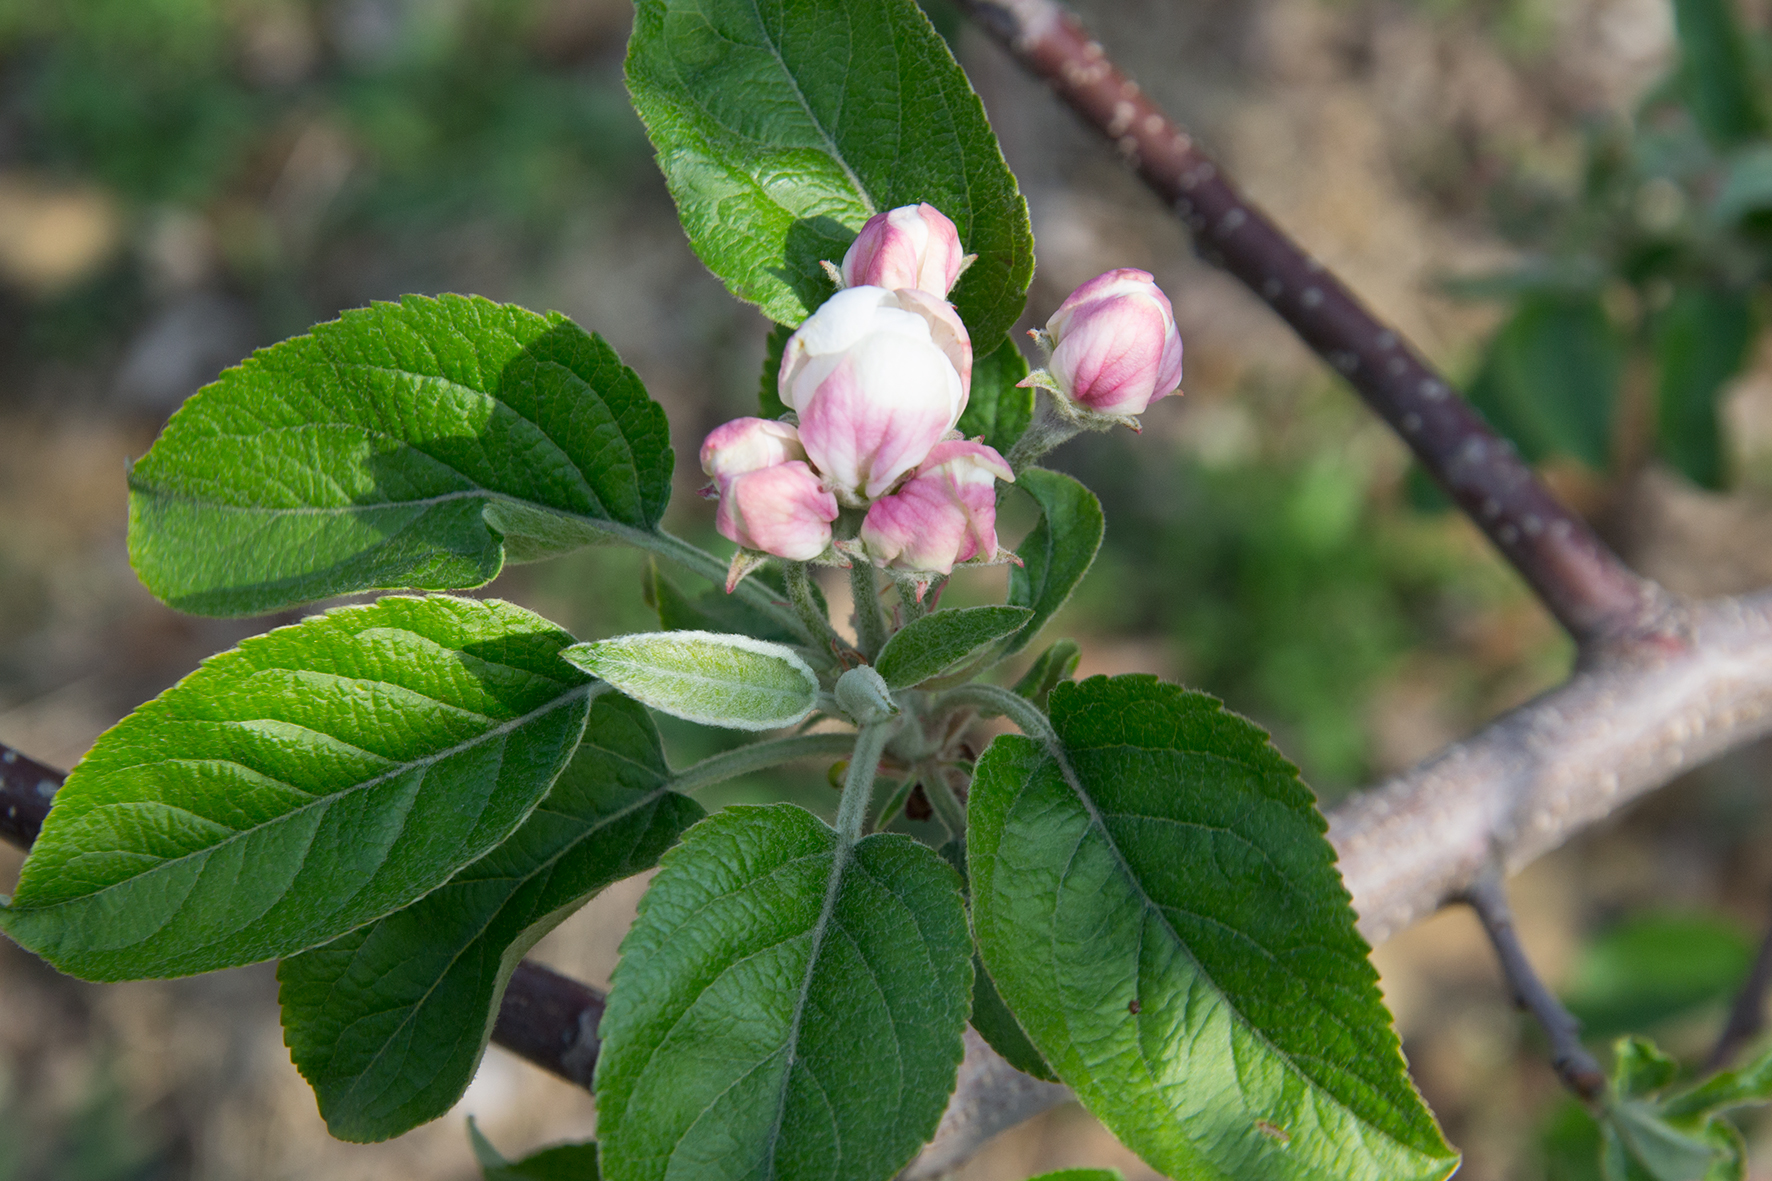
957, 336, 1034, 456
1672, 0, 1768, 149
1004, 470, 1104, 658
470, 1119, 601, 1181
759, 322, 793, 420
1654, 286, 1753, 489
644, 560, 802, 645
875, 605, 1032, 689
1468, 293, 1621, 470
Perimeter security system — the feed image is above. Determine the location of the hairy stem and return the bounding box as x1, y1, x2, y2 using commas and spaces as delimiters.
850, 560, 890, 662
1463, 870, 1607, 1102
836, 719, 897, 844
956, 0, 1661, 648
783, 562, 845, 653
935, 681, 1058, 747
648, 527, 817, 646
669, 732, 859, 795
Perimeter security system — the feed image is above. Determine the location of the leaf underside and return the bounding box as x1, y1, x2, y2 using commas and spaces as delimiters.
128, 293, 672, 617
564, 631, 819, 731
279, 693, 702, 1142
594, 804, 972, 1181
624, 0, 1034, 344
968, 675, 1458, 1181
3, 595, 594, 982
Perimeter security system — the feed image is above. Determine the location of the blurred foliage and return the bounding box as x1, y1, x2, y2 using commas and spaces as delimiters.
1562, 911, 1755, 1039
1058, 387, 1565, 794
0, 0, 646, 354
1451, 0, 1772, 490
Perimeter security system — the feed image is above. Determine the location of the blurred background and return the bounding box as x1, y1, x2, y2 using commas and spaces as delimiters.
2, 0, 1772, 1176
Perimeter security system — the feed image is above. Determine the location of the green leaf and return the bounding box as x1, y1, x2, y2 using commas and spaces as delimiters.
1003, 469, 1104, 659
594, 803, 972, 1181
1673, 0, 1767, 149
1655, 286, 1754, 490
1594, 1036, 1772, 1181
1026, 1171, 1124, 1181
1564, 911, 1754, 1037
968, 675, 1458, 1181
957, 336, 1035, 456
875, 605, 1032, 689
624, 0, 1034, 344
470, 1119, 601, 1181
760, 322, 793, 420
1012, 638, 1080, 710
644, 560, 802, 645
1714, 145, 1772, 223
1469, 292, 1621, 470
127, 294, 673, 617
971, 954, 1058, 1083
2, 596, 595, 981
278, 693, 703, 1142
563, 631, 819, 731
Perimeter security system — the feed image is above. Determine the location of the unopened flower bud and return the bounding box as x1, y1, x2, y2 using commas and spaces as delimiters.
1044, 268, 1183, 417
840, 203, 968, 297
700, 417, 806, 483
779, 286, 971, 503
714, 461, 838, 562
859, 440, 1014, 574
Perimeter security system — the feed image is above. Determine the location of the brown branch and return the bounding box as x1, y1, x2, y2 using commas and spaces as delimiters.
1461, 870, 1607, 1101
0, 745, 608, 1094
956, 0, 1663, 649
1705, 887, 1772, 1072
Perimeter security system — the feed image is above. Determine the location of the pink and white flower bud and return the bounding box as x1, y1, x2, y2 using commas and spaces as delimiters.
1045, 268, 1183, 416
714, 461, 838, 562
699, 417, 806, 484
859, 441, 1014, 574
840, 203, 967, 297
779, 285, 971, 502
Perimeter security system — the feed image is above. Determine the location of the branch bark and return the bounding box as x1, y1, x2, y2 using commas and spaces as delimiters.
956, 0, 1663, 649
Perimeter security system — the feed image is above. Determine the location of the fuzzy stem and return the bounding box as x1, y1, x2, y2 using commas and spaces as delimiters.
668, 732, 859, 794
850, 560, 890, 661
783, 562, 845, 654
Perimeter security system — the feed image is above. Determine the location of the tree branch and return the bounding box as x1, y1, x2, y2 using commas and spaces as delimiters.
1461, 869, 1607, 1101
955, 0, 1664, 649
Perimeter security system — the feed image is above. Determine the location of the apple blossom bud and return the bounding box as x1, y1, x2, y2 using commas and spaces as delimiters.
859, 440, 1014, 574
779, 286, 971, 503
1045, 268, 1183, 416
714, 460, 838, 562
699, 417, 806, 484
840, 203, 967, 296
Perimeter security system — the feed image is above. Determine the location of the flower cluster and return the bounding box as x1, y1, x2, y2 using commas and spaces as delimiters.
700, 203, 1182, 586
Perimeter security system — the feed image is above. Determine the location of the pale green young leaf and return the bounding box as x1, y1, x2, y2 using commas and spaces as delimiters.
470, 1118, 601, 1181
957, 336, 1035, 456
2, 596, 595, 981
127, 293, 672, 617
968, 675, 1458, 1181
563, 631, 818, 731
1003, 470, 1104, 658
594, 804, 972, 1181
625, 0, 1034, 344
279, 693, 702, 1142
875, 605, 1032, 689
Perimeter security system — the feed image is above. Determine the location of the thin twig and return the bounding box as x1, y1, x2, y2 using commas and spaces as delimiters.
1462, 869, 1607, 1101
955, 0, 1663, 648
1706, 891, 1772, 1072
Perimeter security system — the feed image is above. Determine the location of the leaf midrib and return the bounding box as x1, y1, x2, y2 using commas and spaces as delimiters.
15, 681, 601, 922
1027, 734, 1442, 1165
323, 779, 679, 1108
